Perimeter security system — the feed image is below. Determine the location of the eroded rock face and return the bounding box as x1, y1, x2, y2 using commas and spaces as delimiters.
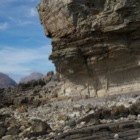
38, 0, 140, 96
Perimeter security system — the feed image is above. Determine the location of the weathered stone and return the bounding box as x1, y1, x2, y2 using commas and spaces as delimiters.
55, 120, 140, 140
16, 106, 27, 113
100, 119, 107, 124
69, 111, 80, 118
57, 114, 68, 121
38, 0, 140, 97
88, 118, 100, 125
4, 117, 19, 128
73, 104, 83, 111
6, 126, 20, 136
128, 115, 137, 120
43, 71, 54, 83
2, 135, 13, 140
114, 133, 119, 139
66, 119, 76, 128
137, 114, 140, 120
31, 119, 52, 133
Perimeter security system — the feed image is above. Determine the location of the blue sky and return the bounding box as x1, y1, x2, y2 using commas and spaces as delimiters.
0, 0, 55, 82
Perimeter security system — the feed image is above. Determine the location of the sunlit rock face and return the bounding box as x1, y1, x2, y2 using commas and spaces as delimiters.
38, 0, 140, 97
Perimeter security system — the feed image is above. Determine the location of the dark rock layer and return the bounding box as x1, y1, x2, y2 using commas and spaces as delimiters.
55, 120, 140, 140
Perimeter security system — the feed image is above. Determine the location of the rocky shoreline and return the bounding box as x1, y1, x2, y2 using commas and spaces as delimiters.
37, 0, 140, 97
0, 75, 140, 140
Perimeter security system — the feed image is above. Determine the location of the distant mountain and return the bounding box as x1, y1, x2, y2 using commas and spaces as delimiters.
0, 73, 17, 88
19, 72, 44, 83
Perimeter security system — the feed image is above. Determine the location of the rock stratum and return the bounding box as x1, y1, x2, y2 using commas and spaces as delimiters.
38, 0, 140, 97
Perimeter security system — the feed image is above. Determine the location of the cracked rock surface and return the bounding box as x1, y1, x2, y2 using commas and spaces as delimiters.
38, 0, 140, 97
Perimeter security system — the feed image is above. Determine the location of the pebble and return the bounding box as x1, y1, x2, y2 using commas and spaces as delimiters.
73, 104, 82, 111
88, 110, 95, 114
128, 115, 136, 120
2, 135, 13, 140
49, 132, 55, 136
64, 126, 70, 131
100, 119, 107, 124
80, 121, 86, 126
137, 114, 140, 120
19, 126, 25, 131
59, 120, 65, 125
67, 119, 76, 127
114, 134, 119, 139
25, 127, 31, 132
69, 112, 80, 118
23, 138, 29, 140
106, 119, 113, 123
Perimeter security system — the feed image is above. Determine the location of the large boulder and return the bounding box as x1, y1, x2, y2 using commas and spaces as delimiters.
38, 0, 140, 97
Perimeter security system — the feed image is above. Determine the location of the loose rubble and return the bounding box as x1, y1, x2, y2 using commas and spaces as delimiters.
0, 72, 140, 139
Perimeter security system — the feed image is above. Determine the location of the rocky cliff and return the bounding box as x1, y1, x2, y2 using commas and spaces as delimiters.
38, 0, 140, 97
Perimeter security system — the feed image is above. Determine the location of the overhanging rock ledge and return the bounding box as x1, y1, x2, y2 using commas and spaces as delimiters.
38, 0, 140, 97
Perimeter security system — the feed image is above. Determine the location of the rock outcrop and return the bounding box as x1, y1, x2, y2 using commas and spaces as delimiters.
38, 0, 140, 97
0, 73, 17, 88
0, 71, 60, 108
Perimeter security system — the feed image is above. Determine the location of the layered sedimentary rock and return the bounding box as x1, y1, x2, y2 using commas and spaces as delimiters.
38, 0, 140, 97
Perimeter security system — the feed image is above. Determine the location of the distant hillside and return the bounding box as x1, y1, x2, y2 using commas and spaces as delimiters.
20, 72, 44, 83
0, 73, 17, 88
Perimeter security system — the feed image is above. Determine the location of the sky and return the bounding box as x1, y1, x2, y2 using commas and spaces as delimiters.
0, 0, 55, 82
